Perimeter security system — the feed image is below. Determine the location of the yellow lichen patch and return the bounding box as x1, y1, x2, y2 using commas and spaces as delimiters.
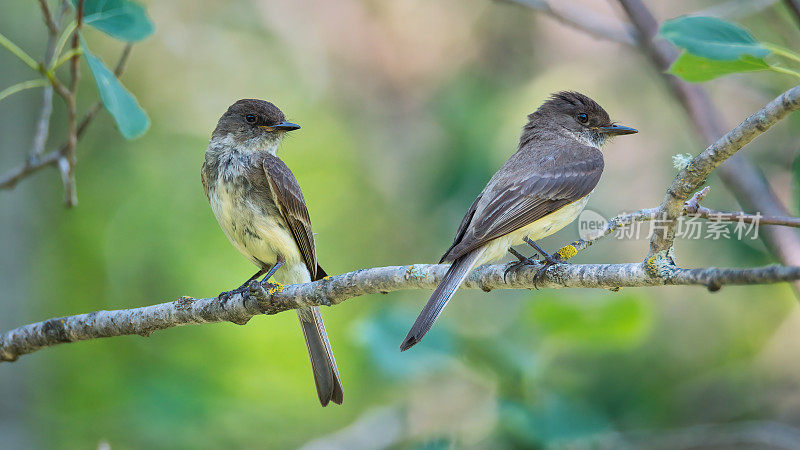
405, 264, 426, 280
556, 245, 578, 260
268, 282, 284, 295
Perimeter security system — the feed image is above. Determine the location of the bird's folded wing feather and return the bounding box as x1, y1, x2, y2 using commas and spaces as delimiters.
442, 148, 603, 261
263, 154, 321, 280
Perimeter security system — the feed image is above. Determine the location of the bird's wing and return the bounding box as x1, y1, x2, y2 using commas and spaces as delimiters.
444, 147, 603, 261
263, 154, 324, 280
440, 193, 482, 263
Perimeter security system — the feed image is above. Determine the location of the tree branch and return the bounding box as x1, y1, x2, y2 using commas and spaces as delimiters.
617, 0, 800, 292
3, 261, 800, 362
647, 84, 800, 256
56, 0, 83, 207
684, 186, 800, 228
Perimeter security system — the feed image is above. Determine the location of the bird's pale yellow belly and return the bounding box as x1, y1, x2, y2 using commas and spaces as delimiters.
475, 194, 591, 266
209, 178, 310, 284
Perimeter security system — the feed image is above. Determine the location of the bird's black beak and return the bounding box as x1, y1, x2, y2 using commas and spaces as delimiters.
597, 124, 637, 135
273, 121, 301, 132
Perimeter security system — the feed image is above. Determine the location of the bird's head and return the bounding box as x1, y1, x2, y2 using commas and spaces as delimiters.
526, 91, 637, 148
211, 99, 300, 154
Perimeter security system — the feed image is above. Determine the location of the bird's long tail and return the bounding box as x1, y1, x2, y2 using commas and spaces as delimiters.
298, 306, 344, 406
400, 247, 485, 351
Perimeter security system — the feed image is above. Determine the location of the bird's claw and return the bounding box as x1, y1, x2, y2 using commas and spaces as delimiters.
502, 251, 565, 288
531, 256, 563, 289
248, 280, 284, 300
218, 285, 248, 304
503, 256, 542, 282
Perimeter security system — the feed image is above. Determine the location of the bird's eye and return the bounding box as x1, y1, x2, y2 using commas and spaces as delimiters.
245, 114, 257, 123
577, 113, 589, 124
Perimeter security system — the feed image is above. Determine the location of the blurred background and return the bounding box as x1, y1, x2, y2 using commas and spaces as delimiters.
3, 0, 800, 448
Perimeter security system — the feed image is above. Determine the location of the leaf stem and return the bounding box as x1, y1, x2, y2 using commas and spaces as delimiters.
52, 20, 77, 63
0, 32, 40, 71
0, 79, 49, 102
768, 65, 800, 79
765, 43, 800, 65
49, 47, 83, 72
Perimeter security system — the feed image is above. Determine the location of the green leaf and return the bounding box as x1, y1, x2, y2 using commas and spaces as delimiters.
667, 51, 770, 82
73, 0, 154, 42
82, 43, 149, 139
659, 16, 768, 60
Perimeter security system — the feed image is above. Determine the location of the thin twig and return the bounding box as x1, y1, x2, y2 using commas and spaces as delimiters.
57, 0, 83, 207
3, 261, 800, 362
37, 0, 58, 35
684, 187, 800, 227
31, 0, 62, 159
552, 188, 800, 262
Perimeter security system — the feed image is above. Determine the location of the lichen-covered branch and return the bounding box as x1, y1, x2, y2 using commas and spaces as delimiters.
2, 262, 799, 362
648, 84, 800, 255
617, 0, 800, 293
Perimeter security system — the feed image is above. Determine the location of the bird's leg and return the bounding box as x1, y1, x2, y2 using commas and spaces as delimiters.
523, 237, 564, 288
504, 247, 539, 282
504, 238, 565, 286
218, 268, 267, 303
248, 255, 286, 299
508, 247, 529, 262
260, 254, 285, 283
523, 237, 561, 265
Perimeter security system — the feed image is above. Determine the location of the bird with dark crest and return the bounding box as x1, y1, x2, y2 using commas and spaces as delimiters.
202, 99, 343, 406
400, 91, 637, 351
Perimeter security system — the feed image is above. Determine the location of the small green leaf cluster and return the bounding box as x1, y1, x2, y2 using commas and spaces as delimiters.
658, 16, 800, 82
77, 0, 153, 139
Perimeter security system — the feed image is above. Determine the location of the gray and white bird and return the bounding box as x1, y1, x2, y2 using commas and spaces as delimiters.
202, 99, 343, 406
400, 92, 637, 351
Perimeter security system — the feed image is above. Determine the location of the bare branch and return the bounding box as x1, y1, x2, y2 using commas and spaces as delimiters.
3, 261, 800, 362
57, 0, 83, 207
37, 0, 58, 35
30, 0, 62, 161
684, 187, 800, 228
499, 0, 636, 45
552, 207, 660, 260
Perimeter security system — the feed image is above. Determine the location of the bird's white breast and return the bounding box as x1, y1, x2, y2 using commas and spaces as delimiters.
207, 162, 310, 284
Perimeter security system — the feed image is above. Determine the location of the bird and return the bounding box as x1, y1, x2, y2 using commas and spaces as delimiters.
400, 91, 637, 351
201, 99, 343, 406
